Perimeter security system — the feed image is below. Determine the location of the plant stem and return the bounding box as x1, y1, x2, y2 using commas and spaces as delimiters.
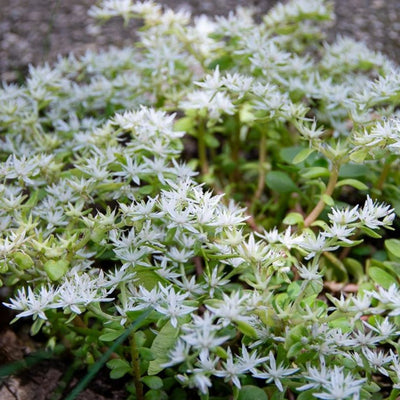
230, 114, 241, 183
64, 309, 151, 400
304, 164, 339, 227
197, 119, 209, 176
290, 280, 310, 312
253, 128, 266, 201
376, 159, 391, 192
130, 332, 144, 400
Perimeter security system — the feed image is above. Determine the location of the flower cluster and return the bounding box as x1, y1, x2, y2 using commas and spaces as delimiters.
1, 0, 400, 398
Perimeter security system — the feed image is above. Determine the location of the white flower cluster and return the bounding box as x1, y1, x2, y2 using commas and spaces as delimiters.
352, 116, 400, 156
1, 0, 400, 397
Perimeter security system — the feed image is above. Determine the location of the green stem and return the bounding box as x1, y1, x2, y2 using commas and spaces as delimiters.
130, 332, 144, 400
64, 309, 151, 400
230, 114, 241, 183
376, 159, 392, 192
291, 280, 310, 312
304, 164, 339, 227
197, 119, 209, 176
67, 231, 92, 262
88, 304, 119, 322
253, 128, 267, 202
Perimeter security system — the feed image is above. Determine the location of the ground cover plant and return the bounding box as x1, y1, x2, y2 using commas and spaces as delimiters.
2, 0, 400, 398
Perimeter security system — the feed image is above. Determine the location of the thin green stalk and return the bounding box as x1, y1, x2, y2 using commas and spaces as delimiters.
376, 159, 392, 192
64, 309, 151, 400
253, 128, 267, 202
290, 280, 310, 312
304, 164, 339, 227
230, 114, 241, 183
197, 119, 209, 176
130, 332, 144, 400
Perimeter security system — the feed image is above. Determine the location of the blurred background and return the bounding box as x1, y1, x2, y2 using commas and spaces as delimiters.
1, 0, 400, 82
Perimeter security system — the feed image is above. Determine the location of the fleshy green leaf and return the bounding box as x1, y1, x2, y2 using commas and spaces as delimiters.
236, 320, 258, 339
339, 163, 369, 178
139, 347, 156, 361
238, 385, 268, 400
343, 258, 364, 282
13, 252, 34, 270
148, 322, 179, 375
135, 267, 168, 290
385, 239, 400, 260
204, 133, 220, 148
368, 267, 398, 289
283, 212, 304, 225
292, 147, 315, 164
99, 328, 125, 342
142, 376, 164, 390
174, 117, 194, 132
360, 226, 382, 239
336, 179, 368, 191
322, 194, 334, 206
350, 149, 368, 163
350, 149, 368, 164
43, 260, 69, 282
266, 171, 298, 193
106, 359, 131, 379
301, 167, 330, 179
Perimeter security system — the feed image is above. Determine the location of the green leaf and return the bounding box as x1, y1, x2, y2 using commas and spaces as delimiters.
135, 267, 168, 290
239, 104, 256, 124
148, 322, 179, 375
287, 342, 304, 359
368, 267, 397, 289
64, 309, 152, 400
13, 252, 34, 270
43, 260, 69, 282
237, 385, 268, 400
106, 359, 131, 379
174, 117, 194, 132
139, 347, 156, 361
283, 212, 304, 225
236, 320, 258, 339
144, 389, 166, 400
336, 179, 368, 191
30, 318, 45, 336
363, 381, 383, 393
297, 391, 316, 400
322, 194, 334, 206
360, 226, 382, 239
207, 55, 234, 70
99, 328, 124, 342
211, 346, 227, 360
328, 317, 352, 332
292, 147, 315, 164
135, 331, 147, 347
301, 167, 330, 179
266, 171, 298, 194
142, 376, 164, 390
350, 149, 368, 163
385, 239, 400, 260
343, 258, 364, 282
24, 189, 43, 208
287, 281, 302, 299
280, 146, 304, 164
339, 163, 369, 178
204, 133, 220, 148
138, 185, 154, 195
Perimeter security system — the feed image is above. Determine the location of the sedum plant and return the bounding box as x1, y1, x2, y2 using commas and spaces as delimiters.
2, 0, 400, 399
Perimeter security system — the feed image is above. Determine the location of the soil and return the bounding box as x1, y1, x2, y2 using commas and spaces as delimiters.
1, 0, 400, 398
1, 0, 400, 82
